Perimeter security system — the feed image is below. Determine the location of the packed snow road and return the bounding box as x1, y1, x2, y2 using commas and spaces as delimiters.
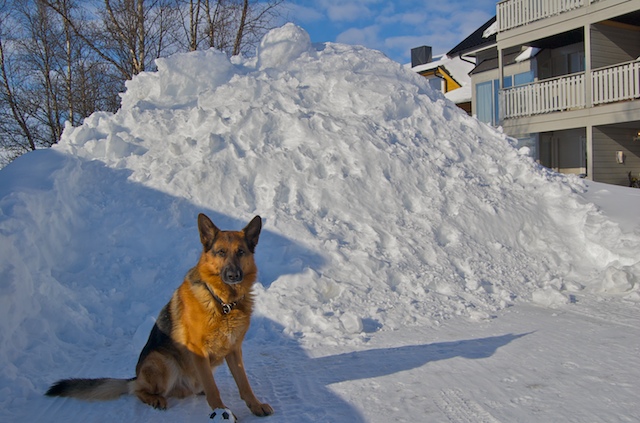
12, 301, 640, 423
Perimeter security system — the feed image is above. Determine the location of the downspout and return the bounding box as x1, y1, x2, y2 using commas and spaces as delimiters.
584, 23, 594, 180
434, 69, 447, 92
458, 54, 475, 66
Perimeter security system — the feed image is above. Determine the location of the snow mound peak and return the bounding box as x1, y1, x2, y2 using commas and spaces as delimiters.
257, 23, 313, 70
120, 48, 235, 109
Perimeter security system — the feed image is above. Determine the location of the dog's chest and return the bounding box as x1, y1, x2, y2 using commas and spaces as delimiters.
203, 312, 247, 354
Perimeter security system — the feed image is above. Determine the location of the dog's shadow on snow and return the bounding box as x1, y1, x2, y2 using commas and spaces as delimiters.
233, 320, 530, 422
313, 332, 531, 385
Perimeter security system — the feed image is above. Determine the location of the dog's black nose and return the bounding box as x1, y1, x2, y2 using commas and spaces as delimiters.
224, 267, 243, 284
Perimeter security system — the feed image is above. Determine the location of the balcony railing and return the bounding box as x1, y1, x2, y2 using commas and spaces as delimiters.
497, 0, 598, 32
500, 60, 640, 120
592, 60, 640, 105
501, 72, 585, 118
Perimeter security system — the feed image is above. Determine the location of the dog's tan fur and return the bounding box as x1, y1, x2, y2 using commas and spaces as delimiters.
46, 214, 273, 417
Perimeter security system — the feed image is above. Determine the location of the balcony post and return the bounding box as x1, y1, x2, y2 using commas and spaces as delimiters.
498, 47, 504, 124
584, 23, 592, 107
586, 125, 593, 180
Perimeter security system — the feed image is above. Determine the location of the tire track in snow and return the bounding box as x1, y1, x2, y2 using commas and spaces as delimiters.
556, 299, 640, 329
435, 388, 501, 423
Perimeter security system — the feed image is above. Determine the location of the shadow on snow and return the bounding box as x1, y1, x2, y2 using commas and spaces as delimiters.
239, 321, 529, 421
1, 150, 528, 422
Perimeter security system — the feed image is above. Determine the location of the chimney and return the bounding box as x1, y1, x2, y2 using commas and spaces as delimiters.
411, 46, 432, 67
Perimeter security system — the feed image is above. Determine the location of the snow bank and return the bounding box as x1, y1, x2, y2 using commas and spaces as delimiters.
1, 23, 640, 407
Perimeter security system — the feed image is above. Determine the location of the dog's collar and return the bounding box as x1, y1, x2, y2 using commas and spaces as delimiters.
201, 282, 242, 315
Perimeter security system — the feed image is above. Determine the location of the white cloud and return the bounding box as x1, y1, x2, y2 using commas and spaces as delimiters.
287, 0, 497, 63
336, 25, 382, 48
311, 0, 385, 23
374, 6, 429, 26
282, 3, 325, 23
384, 35, 431, 51
326, 3, 373, 22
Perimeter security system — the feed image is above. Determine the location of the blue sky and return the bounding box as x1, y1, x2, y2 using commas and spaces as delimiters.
282, 0, 498, 64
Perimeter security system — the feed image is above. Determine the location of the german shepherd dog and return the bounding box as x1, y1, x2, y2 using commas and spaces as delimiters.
46, 214, 273, 418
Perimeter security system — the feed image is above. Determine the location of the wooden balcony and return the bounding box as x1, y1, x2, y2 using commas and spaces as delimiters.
592, 60, 640, 105
500, 60, 640, 120
497, 0, 597, 32
501, 72, 585, 118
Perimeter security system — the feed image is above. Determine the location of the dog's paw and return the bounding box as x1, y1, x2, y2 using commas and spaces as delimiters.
249, 402, 274, 417
209, 408, 236, 422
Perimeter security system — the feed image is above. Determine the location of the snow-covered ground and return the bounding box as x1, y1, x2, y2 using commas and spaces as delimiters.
1, 24, 639, 422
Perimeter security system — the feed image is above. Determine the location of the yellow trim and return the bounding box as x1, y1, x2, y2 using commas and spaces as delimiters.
437, 67, 462, 92
418, 66, 461, 93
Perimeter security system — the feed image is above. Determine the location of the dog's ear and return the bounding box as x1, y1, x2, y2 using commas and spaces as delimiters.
243, 215, 262, 253
198, 213, 220, 251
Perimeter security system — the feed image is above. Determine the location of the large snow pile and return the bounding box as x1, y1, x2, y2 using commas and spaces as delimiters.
1, 24, 639, 415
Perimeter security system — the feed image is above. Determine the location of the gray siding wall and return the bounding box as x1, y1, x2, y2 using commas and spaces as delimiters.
593, 126, 640, 186
539, 129, 586, 174
591, 23, 640, 69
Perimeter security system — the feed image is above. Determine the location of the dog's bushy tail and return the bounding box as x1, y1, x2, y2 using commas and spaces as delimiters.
46, 378, 134, 401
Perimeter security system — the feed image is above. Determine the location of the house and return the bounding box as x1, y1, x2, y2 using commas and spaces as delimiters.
451, 0, 640, 187
447, 17, 500, 124
409, 45, 475, 114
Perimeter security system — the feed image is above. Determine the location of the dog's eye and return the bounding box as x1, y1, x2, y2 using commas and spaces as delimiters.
215, 250, 226, 257
237, 249, 245, 257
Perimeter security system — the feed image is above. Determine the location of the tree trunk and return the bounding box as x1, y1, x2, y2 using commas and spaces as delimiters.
61, 0, 74, 125
189, 0, 200, 51
136, 0, 145, 73
0, 36, 36, 151
232, 0, 248, 56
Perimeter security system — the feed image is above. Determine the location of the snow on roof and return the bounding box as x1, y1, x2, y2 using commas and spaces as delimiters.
445, 84, 471, 103
483, 20, 498, 38
410, 54, 475, 90
515, 47, 541, 62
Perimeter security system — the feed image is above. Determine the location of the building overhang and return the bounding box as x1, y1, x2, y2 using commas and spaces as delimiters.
501, 99, 640, 134
497, 0, 640, 50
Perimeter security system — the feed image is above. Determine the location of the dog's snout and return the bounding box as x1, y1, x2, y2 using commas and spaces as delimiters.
223, 266, 243, 284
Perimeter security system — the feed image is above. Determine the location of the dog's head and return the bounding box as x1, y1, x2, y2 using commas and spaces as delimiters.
197, 213, 262, 286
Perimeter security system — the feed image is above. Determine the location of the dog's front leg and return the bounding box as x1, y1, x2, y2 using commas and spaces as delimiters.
190, 351, 225, 410
226, 347, 274, 416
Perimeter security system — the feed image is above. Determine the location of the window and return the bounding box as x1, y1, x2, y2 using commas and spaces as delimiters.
503, 75, 513, 88
568, 52, 585, 74
476, 80, 495, 125
428, 77, 443, 92
476, 73, 534, 126
476, 78, 506, 126
514, 71, 534, 86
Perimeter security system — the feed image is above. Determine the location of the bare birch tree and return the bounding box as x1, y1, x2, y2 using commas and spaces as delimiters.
178, 0, 282, 56
0, 0, 65, 165
0, 0, 283, 166
0, 29, 37, 162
